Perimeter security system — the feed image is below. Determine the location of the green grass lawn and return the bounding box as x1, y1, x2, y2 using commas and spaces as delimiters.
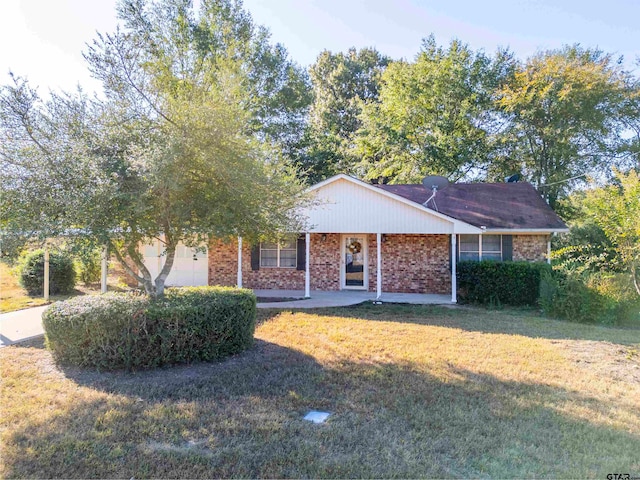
1, 304, 639, 478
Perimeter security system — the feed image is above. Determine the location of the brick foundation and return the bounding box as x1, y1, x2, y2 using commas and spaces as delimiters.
513, 235, 549, 262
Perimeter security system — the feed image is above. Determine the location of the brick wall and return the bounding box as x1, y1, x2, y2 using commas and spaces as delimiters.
208, 233, 452, 294
377, 234, 451, 294
208, 238, 305, 290
512, 235, 549, 262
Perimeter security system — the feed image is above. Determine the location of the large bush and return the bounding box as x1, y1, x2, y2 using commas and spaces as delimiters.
457, 261, 551, 306
540, 271, 640, 325
19, 250, 76, 295
42, 287, 257, 370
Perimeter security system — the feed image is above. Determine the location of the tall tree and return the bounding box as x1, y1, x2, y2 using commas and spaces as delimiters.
495, 46, 629, 208
0, 0, 308, 297
354, 37, 514, 184
300, 47, 390, 182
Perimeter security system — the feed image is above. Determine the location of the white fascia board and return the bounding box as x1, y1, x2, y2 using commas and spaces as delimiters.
307, 174, 481, 234
484, 228, 569, 234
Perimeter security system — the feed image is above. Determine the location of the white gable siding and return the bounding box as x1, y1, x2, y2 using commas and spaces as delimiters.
302, 178, 464, 234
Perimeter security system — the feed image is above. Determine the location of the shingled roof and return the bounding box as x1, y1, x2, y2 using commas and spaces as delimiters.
374, 182, 567, 230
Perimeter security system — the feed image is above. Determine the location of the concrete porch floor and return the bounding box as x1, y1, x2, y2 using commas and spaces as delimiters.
253, 289, 452, 309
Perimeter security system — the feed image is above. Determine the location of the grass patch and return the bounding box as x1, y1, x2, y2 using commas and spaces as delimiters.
2, 305, 639, 478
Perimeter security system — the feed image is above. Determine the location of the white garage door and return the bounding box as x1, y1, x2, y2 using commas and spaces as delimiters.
142, 241, 208, 287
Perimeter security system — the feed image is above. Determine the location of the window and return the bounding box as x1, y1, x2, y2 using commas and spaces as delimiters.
260, 240, 297, 268
458, 235, 502, 261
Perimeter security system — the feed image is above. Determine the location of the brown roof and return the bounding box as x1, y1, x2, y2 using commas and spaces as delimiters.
375, 182, 567, 230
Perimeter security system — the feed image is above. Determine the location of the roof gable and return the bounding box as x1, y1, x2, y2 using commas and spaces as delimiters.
303, 175, 480, 234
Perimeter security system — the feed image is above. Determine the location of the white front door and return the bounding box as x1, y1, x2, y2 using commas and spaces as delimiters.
142, 241, 208, 286
341, 235, 368, 290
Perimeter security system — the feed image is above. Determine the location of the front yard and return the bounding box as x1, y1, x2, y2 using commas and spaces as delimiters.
1, 304, 639, 478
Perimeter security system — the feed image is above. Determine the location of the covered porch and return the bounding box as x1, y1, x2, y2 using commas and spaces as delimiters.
254, 289, 452, 309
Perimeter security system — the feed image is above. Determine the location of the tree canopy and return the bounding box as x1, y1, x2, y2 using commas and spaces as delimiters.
1, 0, 308, 296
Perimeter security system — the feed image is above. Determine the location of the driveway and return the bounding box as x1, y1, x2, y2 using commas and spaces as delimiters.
0, 305, 48, 347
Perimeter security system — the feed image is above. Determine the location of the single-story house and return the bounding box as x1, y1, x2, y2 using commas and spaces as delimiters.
142, 174, 568, 302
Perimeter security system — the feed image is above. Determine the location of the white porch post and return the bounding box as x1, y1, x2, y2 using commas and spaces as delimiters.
305, 232, 310, 298
376, 232, 382, 299
547, 236, 552, 264
237, 236, 243, 288
451, 234, 457, 303
100, 244, 108, 294
43, 242, 50, 301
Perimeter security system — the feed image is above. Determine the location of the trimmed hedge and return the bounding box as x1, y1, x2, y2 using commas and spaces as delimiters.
42, 287, 256, 370
20, 250, 76, 295
457, 261, 551, 306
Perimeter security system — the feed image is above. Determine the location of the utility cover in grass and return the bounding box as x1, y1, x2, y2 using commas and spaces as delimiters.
303, 411, 331, 423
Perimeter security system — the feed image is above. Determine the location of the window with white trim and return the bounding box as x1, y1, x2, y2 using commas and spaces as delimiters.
458, 234, 502, 261
260, 240, 297, 268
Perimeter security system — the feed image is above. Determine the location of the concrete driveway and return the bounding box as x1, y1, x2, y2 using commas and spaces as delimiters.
0, 305, 48, 347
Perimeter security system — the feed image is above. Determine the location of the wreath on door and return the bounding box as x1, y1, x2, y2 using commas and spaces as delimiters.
347, 240, 362, 254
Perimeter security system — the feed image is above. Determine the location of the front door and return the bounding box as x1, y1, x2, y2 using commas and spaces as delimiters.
341, 235, 367, 290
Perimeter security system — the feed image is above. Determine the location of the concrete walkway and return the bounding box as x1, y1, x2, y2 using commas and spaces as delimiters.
0, 305, 48, 347
255, 290, 452, 309
0, 290, 451, 346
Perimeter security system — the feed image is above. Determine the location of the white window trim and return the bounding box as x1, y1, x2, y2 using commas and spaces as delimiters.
458, 234, 503, 261
260, 242, 297, 268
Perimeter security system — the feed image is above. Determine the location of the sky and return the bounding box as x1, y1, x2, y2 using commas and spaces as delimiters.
1, 0, 638, 96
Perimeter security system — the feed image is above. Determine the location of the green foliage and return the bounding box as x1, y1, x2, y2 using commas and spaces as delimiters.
457, 261, 551, 306
496, 46, 630, 207
1, 0, 308, 298
19, 250, 76, 296
582, 168, 640, 296
302, 47, 390, 182
356, 37, 514, 183
552, 221, 618, 275
42, 287, 257, 370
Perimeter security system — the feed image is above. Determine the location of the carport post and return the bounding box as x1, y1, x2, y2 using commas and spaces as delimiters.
376, 232, 382, 299
101, 244, 108, 293
43, 242, 50, 301
237, 237, 243, 288
304, 232, 310, 298
451, 234, 457, 303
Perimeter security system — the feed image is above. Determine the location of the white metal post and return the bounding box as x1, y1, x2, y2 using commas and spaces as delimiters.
547, 236, 552, 264
237, 236, 243, 288
451, 234, 457, 303
101, 244, 108, 293
376, 232, 382, 299
305, 232, 310, 298
43, 243, 50, 301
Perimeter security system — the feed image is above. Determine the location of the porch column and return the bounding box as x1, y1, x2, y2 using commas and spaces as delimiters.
43, 242, 50, 301
100, 244, 108, 294
237, 236, 243, 288
547, 236, 552, 264
376, 232, 382, 299
304, 232, 310, 298
451, 234, 457, 303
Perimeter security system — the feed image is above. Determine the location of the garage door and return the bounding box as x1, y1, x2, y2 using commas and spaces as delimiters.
142, 241, 208, 287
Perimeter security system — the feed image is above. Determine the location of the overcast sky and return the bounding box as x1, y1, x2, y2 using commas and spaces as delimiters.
1, 0, 638, 96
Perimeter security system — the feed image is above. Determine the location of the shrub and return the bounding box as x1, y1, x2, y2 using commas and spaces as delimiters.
42, 287, 257, 370
539, 271, 616, 324
19, 250, 76, 296
74, 250, 102, 286
540, 271, 640, 325
457, 261, 551, 306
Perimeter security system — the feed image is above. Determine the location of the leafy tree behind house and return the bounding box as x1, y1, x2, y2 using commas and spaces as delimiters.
299, 47, 390, 183
495, 46, 630, 208
354, 37, 514, 184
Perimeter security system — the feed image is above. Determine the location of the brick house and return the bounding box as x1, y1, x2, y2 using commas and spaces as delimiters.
142, 174, 567, 303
